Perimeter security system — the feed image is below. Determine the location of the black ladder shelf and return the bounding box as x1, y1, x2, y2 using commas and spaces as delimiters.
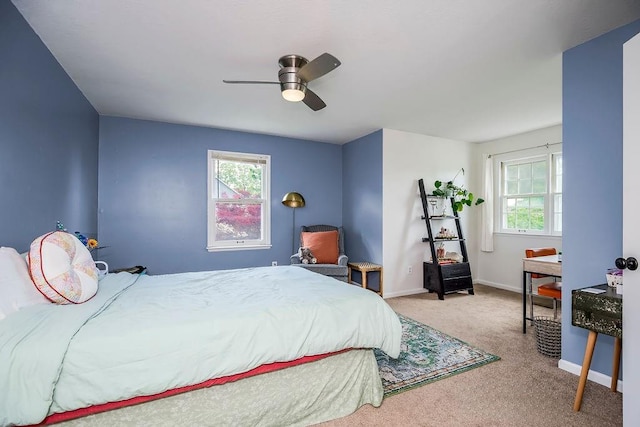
418, 178, 474, 300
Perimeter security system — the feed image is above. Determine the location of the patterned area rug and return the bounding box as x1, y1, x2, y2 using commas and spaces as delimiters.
375, 314, 500, 396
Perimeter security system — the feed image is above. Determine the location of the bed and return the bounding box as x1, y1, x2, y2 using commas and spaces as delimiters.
0, 263, 402, 426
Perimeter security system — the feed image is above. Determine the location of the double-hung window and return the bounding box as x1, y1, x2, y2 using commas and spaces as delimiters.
207, 150, 271, 251
497, 150, 562, 235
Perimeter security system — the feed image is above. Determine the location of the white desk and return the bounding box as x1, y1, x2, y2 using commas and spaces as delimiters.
522, 254, 561, 333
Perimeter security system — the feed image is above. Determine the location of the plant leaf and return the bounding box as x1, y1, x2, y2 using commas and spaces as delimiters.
434, 180, 442, 188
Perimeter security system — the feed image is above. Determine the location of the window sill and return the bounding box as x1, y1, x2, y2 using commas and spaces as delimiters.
494, 232, 562, 239
207, 244, 271, 252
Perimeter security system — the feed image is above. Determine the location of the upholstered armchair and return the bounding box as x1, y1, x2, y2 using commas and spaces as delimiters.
290, 225, 348, 282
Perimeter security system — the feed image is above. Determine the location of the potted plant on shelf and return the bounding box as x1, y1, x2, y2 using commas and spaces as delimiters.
432, 168, 485, 213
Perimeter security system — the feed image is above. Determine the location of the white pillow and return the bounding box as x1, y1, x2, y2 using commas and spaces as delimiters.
0, 247, 49, 318
28, 231, 98, 304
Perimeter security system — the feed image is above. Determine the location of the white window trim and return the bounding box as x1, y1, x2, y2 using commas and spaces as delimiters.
207, 150, 271, 251
493, 146, 562, 237
550, 152, 563, 235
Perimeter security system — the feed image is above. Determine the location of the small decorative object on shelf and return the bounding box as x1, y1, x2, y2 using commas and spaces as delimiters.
436, 243, 445, 259
74, 231, 102, 252
56, 221, 104, 253
74, 231, 97, 249
428, 198, 439, 216
606, 268, 622, 289
427, 197, 447, 217
435, 227, 457, 239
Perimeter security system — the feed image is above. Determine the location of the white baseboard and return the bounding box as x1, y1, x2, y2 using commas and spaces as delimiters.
558, 359, 623, 393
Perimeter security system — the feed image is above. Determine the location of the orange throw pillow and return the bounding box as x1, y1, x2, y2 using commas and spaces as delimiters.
301, 230, 339, 264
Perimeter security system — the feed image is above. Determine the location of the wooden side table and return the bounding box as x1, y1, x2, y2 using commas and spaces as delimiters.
348, 262, 383, 296
571, 284, 622, 411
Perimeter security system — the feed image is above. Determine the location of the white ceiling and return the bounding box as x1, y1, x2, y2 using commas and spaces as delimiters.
12, 0, 640, 144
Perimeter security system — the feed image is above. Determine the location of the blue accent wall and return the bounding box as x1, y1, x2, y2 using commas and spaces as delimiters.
0, 1, 99, 250
562, 19, 640, 376
342, 130, 383, 264
98, 116, 342, 274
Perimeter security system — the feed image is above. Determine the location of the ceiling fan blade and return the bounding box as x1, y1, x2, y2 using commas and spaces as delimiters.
223, 80, 280, 84
302, 88, 326, 111
297, 53, 341, 82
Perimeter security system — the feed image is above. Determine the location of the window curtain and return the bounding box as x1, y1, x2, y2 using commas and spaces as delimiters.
481, 154, 494, 252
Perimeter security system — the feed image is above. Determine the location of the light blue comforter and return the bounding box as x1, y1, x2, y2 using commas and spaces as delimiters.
0, 266, 401, 426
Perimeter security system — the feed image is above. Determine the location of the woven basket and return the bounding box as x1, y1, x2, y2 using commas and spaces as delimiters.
533, 316, 562, 358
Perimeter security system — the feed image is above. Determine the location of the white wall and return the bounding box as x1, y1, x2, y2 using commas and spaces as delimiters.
471, 125, 562, 292
382, 129, 476, 297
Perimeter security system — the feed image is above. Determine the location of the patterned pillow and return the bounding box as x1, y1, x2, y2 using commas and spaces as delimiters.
28, 231, 98, 304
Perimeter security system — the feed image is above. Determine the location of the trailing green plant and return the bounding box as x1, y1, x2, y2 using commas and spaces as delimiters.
432, 168, 485, 213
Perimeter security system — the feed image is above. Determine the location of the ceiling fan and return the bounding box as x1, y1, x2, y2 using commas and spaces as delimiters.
223, 53, 341, 111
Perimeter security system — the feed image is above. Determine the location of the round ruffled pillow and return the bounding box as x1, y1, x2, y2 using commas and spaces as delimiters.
28, 231, 99, 304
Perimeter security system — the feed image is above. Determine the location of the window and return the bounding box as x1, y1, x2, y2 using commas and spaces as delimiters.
497, 151, 562, 235
207, 150, 271, 251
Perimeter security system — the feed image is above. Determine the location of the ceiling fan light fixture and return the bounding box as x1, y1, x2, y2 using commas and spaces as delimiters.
282, 88, 305, 102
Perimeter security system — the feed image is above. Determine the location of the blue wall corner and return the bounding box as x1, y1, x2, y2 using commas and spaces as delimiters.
342, 130, 383, 264
562, 19, 640, 376
0, 1, 99, 250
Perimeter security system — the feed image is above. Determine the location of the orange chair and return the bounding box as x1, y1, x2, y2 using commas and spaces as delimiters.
525, 248, 562, 319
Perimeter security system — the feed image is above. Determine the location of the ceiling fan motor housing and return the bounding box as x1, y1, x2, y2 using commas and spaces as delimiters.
279, 68, 307, 93
278, 55, 308, 95
278, 54, 308, 70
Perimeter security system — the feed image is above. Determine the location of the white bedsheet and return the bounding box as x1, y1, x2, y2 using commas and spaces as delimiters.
0, 266, 401, 426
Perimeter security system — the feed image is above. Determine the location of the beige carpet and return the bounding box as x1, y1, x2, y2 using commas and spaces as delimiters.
318, 284, 622, 427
